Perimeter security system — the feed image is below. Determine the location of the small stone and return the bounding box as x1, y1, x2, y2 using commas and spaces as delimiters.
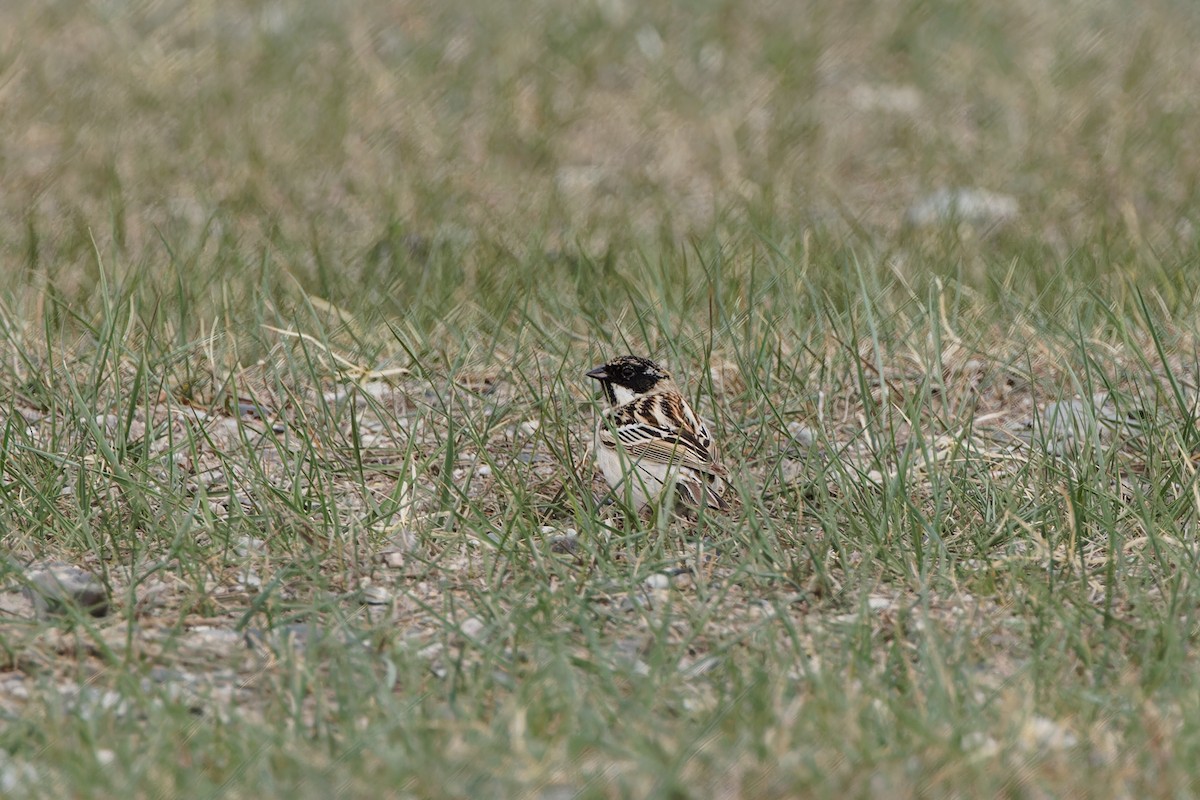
475, 464, 492, 477
643, 574, 670, 591
95, 749, 116, 767
418, 641, 444, 660
0, 674, 29, 701
361, 585, 392, 606
543, 526, 580, 554
235, 569, 262, 591
787, 421, 817, 446
459, 617, 484, 640
611, 637, 651, 675
635, 24, 664, 60
24, 563, 110, 618
684, 655, 720, 676
867, 596, 892, 612
519, 420, 540, 436
550, 533, 579, 554
235, 398, 270, 419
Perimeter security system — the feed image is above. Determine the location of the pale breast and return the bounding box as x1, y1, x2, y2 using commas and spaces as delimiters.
594, 426, 674, 508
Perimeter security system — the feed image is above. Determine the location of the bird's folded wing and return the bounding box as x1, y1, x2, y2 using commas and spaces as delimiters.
600, 421, 726, 476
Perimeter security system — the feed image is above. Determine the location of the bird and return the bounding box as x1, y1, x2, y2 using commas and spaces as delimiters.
585, 354, 729, 512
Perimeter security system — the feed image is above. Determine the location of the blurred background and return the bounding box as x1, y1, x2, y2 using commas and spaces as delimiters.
4, 0, 1199, 313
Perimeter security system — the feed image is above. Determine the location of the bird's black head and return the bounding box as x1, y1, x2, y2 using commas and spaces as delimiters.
586, 355, 670, 404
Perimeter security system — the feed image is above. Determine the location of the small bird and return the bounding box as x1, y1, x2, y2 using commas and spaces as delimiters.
586, 355, 729, 512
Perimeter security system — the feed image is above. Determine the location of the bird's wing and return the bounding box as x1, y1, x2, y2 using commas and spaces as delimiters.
599, 395, 726, 476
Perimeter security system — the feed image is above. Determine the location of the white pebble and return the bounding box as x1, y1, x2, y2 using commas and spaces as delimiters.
361, 585, 393, 605
643, 574, 670, 590
787, 421, 817, 446
459, 617, 484, 639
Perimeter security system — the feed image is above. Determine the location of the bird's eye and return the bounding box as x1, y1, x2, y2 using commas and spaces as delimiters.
621, 365, 635, 380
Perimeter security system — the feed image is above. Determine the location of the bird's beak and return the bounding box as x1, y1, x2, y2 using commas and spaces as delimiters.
586, 365, 608, 381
